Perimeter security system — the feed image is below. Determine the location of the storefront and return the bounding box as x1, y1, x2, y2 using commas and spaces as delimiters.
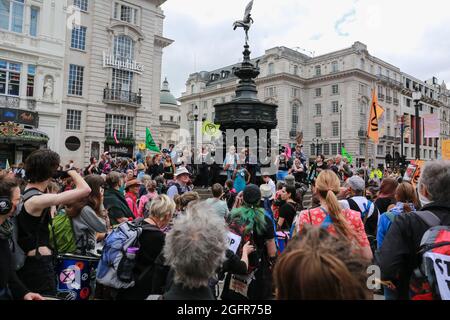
0, 121, 48, 167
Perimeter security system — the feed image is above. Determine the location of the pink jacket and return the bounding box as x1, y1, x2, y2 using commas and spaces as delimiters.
125, 192, 140, 219
138, 191, 158, 217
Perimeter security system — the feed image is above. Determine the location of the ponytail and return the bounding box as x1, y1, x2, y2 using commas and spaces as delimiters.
323, 190, 354, 240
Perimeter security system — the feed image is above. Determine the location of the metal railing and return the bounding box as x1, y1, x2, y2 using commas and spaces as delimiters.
103, 88, 142, 105
377, 74, 403, 88
0, 95, 20, 108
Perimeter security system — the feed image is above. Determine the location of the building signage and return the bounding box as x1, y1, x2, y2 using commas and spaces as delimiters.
104, 144, 134, 156
102, 52, 144, 74
0, 108, 39, 127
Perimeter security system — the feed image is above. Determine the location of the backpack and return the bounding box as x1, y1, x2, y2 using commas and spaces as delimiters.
409, 211, 450, 300
49, 211, 78, 254
96, 219, 159, 289
227, 218, 263, 274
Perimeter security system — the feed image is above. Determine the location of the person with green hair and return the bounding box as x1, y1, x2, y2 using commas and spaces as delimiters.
222, 184, 277, 300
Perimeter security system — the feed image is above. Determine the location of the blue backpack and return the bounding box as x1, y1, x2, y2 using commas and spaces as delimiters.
96, 219, 158, 289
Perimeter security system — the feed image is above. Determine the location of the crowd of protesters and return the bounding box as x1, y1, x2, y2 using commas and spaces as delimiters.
0, 143, 449, 301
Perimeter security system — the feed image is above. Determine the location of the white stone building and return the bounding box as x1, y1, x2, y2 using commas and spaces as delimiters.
0, 0, 68, 166
158, 78, 179, 149
179, 41, 450, 167
60, 0, 172, 166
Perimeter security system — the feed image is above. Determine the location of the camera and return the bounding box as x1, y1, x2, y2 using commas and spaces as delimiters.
53, 170, 69, 179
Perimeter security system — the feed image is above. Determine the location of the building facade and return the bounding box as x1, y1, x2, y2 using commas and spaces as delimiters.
158, 78, 179, 149
179, 41, 450, 167
60, 0, 172, 166
0, 0, 68, 167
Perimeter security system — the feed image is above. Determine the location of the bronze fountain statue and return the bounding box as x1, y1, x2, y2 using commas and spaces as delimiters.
232, 0, 254, 44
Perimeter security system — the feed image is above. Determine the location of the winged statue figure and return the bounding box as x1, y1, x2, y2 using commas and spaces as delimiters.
232, 0, 254, 44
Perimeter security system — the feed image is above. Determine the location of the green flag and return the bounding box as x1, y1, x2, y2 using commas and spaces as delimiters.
146, 128, 160, 153
341, 147, 353, 164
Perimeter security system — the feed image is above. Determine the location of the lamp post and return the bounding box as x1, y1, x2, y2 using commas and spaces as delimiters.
191, 105, 200, 164
339, 104, 343, 154
412, 89, 422, 160
312, 137, 325, 156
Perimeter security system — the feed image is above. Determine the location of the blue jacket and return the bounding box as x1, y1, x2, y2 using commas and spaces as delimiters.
377, 202, 416, 249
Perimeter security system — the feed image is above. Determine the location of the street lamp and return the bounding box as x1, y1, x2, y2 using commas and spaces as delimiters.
339, 105, 343, 154
312, 137, 325, 156
193, 104, 199, 149
412, 89, 422, 160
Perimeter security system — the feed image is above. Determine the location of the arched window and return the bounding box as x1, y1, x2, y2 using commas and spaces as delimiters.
293, 65, 298, 75
114, 35, 134, 59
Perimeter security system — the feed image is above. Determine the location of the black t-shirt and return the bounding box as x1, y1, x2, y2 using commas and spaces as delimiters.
278, 202, 296, 230
17, 189, 50, 253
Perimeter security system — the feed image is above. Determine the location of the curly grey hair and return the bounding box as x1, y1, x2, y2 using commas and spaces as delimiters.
163, 201, 228, 289
419, 160, 450, 202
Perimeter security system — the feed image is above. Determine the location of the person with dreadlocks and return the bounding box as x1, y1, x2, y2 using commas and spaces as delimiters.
221, 184, 277, 300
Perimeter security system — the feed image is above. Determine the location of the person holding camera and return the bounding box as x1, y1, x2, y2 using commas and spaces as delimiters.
16, 150, 91, 296
275, 151, 290, 182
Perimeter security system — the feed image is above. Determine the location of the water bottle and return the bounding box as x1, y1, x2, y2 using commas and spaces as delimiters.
117, 247, 139, 283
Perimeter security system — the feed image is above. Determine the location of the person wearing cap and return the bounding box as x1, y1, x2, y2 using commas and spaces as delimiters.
167, 167, 193, 200
262, 174, 276, 200
340, 175, 379, 252
260, 184, 274, 218
222, 184, 277, 300
125, 179, 142, 219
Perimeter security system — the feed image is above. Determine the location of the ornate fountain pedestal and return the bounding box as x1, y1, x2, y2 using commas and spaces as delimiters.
214, 44, 278, 180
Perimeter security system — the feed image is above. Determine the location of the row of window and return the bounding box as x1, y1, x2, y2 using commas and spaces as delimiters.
0, 0, 39, 36
0, 59, 134, 99
314, 122, 340, 138
0, 60, 35, 97
68, 34, 136, 95
73, 0, 139, 25
159, 115, 181, 123
66, 110, 135, 139
314, 102, 340, 115
310, 143, 344, 156
264, 85, 339, 99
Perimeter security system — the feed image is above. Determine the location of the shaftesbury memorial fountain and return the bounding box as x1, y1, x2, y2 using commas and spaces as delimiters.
214, 0, 279, 177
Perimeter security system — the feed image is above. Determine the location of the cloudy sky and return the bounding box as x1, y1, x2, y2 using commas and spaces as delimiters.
160, 0, 450, 98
